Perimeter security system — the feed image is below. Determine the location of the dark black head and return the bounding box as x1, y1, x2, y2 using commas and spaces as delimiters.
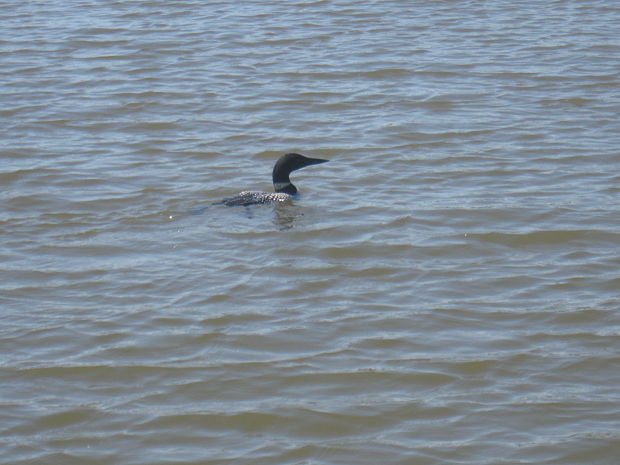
272, 153, 328, 194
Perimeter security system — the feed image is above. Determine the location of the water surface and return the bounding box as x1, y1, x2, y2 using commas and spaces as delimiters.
2, 1, 620, 464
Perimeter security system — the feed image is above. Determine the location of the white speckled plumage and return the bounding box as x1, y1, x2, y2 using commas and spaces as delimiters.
221, 191, 292, 207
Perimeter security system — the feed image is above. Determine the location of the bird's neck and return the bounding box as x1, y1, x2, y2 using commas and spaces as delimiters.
273, 181, 297, 194
273, 169, 298, 194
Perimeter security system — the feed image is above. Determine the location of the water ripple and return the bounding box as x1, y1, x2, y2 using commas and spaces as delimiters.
2, 0, 620, 464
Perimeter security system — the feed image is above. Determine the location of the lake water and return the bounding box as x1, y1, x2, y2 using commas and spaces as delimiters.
2, 1, 620, 464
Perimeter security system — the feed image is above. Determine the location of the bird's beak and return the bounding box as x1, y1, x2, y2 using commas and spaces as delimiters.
306, 157, 329, 166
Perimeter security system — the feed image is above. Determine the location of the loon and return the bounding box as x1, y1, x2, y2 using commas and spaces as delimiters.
220, 153, 328, 207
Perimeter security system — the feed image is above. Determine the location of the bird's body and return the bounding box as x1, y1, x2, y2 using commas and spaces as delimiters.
219, 153, 328, 207
221, 191, 292, 207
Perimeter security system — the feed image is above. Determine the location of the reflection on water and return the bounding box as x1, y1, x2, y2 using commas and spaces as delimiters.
186, 199, 302, 231
273, 203, 304, 231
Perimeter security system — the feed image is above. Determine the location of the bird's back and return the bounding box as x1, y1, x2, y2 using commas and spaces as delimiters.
220, 191, 292, 207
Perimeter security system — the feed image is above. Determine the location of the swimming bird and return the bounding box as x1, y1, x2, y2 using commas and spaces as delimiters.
219, 153, 328, 207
